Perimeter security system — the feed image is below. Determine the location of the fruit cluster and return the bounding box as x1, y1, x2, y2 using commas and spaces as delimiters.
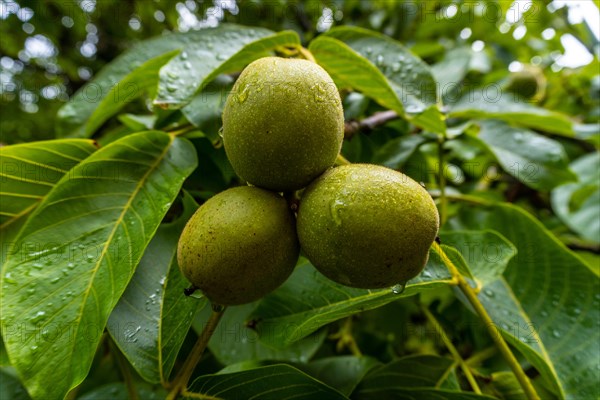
177, 57, 439, 306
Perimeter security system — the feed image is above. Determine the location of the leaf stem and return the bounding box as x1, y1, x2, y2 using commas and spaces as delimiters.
437, 136, 448, 226
344, 110, 399, 139
297, 46, 316, 63
329, 317, 362, 357
433, 242, 540, 400
335, 153, 351, 166
166, 306, 227, 400
422, 305, 482, 394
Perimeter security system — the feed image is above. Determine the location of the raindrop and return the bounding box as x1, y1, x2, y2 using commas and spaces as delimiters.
167, 84, 177, 93
540, 310, 548, 317
32, 263, 43, 270
237, 86, 249, 103
159, 276, 166, 285
365, 47, 373, 54
183, 61, 192, 70
167, 71, 179, 80
421, 270, 432, 278
67, 262, 75, 269
329, 199, 345, 226
216, 53, 227, 61
392, 63, 401, 72
31, 311, 46, 323
391, 282, 406, 294
27, 288, 36, 295
405, 104, 424, 114
484, 289, 494, 297
552, 330, 561, 338
180, 51, 188, 60
376, 54, 384, 66
4, 272, 17, 284
218, 127, 224, 138
50, 277, 60, 284
30, 345, 39, 351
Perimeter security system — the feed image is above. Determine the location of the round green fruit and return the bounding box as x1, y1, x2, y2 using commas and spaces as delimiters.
297, 164, 439, 289
177, 186, 299, 305
222, 57, 344, 191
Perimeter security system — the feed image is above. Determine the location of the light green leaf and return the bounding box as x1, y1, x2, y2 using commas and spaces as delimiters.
194, 300, 326, 365
0, 131, 198, 400
298, 356, 381, 396
57, 25, 295, 136
457, 202, 600, 399
353, 355, 495, 400
84, 50, 180, 136
186, 364, 347, 400
155, 29, 300, 108
252, 250, 454, 348
309, 28, 445, 134
0, 139, 97, 245
476, 120, 576, 190
107, 192, 203, 384
441, 230, 516, 286
449, 90, 574, 136
551, 152, 600, 243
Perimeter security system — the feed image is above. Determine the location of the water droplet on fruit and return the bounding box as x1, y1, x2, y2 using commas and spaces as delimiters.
391, 282, 406, 294
329, 199, 345, 226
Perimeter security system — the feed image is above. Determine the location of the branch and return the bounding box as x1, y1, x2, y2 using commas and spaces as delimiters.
344, 110, 399, 139
166, 306, 227, 400
433, 242, 540, 400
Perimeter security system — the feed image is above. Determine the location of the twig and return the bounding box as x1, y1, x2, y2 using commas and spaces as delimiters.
433, 242, 540, 400
166, 307, 227, 400
422, 306, 482, 394
344, 110, 399, 139
437, 136, 448, 226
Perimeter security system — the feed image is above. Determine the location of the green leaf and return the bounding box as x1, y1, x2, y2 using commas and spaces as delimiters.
0, 369, 30, 400
252, 251, 454, 348
309, 28, 445, 134
186, 364, 347, 400
353, 355, 495, 400
551, 152, 600, 243
457, 202, 600, 399
84, 50, 180, 136
475, 120, 576, 190
194, 300, 326, 365
0, 131, 198, 400
431, 47, 473, 104
0, 139, 97, 245
449, 90, 574, 136
441, 230, 516, 287
371, 135, 426, 169
77, 382, 166, 400
57, 25, 295, 136
155, 29, 300, 108
107, 192, 203, 384
298, 356, 381, 396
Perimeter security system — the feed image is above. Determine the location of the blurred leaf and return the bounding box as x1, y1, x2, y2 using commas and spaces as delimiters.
85, 50, 180, 136
0, 131, 197, 400
298, 356, 381, 396
449, 90, 574, 136
475, 120, 576, 190
252, 251, 454, 348
456, 202, 600, 399
107, 192, 203, 384
0, 369, 30, 400
78, 382, 166, 400
309, 27, 445, 134
194, 300, 326, 365
186, 364, 347, 399
431, 47, 473, 104
551, 152, 600, 243
0, 139, 97, 249
371, 135, 426, 169
352, 355, 495, 400
155, 29, 300, 108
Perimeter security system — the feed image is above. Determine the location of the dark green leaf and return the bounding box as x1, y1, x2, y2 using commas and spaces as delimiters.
353, 355, 495, 400
309, 27, 444, 134
186, 364, 347, 400
0, 139, 97, 245
551, 152, 600, 243
457, 202, 600, 399
0, 369, 30, 400
476, 120, 576, 190
371, 135, 426, 169
107, 192, 203, 384
252, 251, 454, 348
78, 382, 166, 400
155, 29, 300, 108
449, 90, 574, 136
431, 47, 473, 104
0, 131, 197, 399
299, 356, 381, 396
194, 300, 326, 365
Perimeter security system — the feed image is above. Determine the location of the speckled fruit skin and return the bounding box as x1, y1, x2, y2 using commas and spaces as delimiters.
222, 57, 344, 191
177, 186, 299, 305
297, 164, 440, 289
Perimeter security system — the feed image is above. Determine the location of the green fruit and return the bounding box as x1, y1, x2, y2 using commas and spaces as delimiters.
222, 57, 344, 191
297, 164, 439, 289
177, 186, 299, 305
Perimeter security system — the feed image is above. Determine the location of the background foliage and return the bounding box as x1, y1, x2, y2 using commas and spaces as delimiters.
1, 1, 599, 399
